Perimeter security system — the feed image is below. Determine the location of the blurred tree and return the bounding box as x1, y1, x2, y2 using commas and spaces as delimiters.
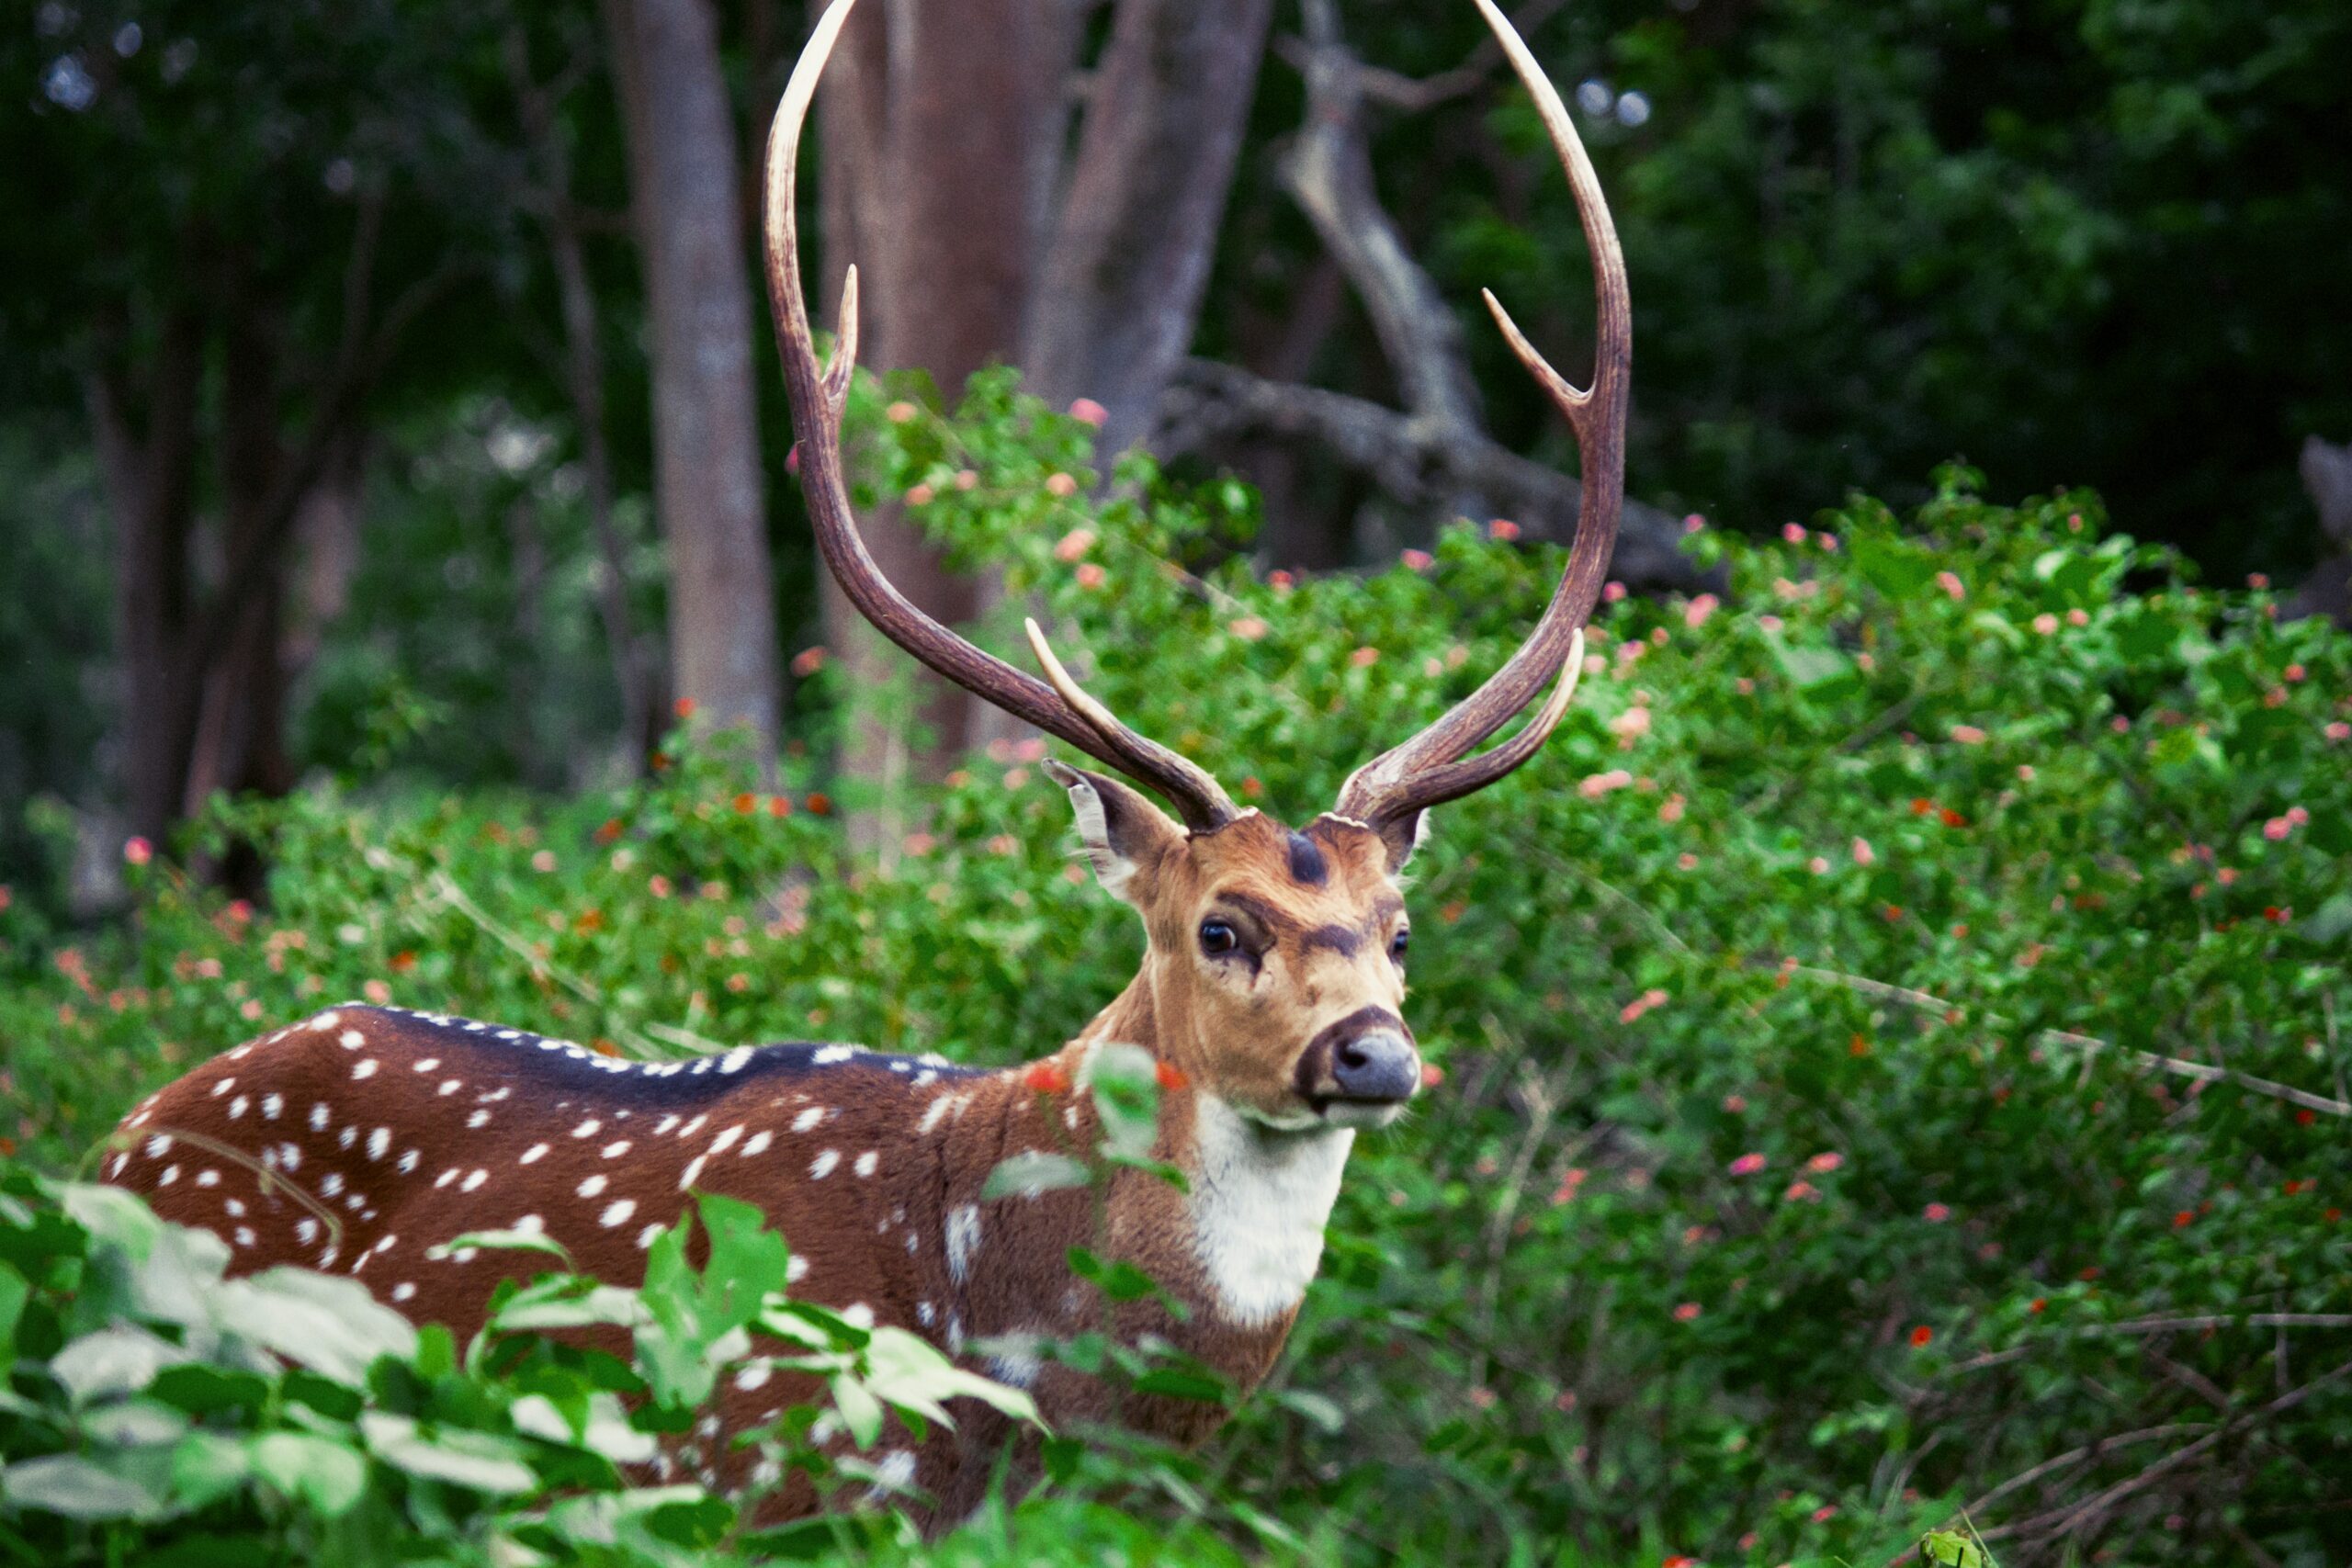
608, 0, 783, 771
808, 0, 1274, 789
0, 2, 521, 868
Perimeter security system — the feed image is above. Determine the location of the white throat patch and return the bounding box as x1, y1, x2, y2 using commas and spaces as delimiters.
1188, 1096, 1354, 1327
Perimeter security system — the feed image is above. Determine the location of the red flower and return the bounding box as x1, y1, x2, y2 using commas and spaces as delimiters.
1155, 1060, 1189, 1091
594, 818, 624, 844
1909, 1325, 1933, 1348
2173, 1210, 2194, 1228
2028, 1297, 2046, 1314
1939, 807, 1968, 828
1023, 1061, 1071, 1094
673, 697, 697, 719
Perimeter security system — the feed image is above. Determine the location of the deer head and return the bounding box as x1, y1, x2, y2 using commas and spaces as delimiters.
763, 0, 1624, 1138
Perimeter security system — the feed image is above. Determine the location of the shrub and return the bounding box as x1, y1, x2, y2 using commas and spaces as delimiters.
3, 370, 2347, 1564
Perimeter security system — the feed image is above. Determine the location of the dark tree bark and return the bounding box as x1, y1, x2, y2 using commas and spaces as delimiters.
90, 310, 203, 851
608, 0, 782, 767
508, 27, 663, 770
1022, 0, 1278, 457
812, 0, 1059, 807
808, 0, 1274, 795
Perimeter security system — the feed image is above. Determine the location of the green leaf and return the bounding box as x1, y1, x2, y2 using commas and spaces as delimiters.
0, 1452, 162, 1520
1130, 1368, 1228, 1404
249, 1430, 369, 1517
980, 1150, 1091, 1201
1853, 534, 1936, 598
359, 1411, 539, 1495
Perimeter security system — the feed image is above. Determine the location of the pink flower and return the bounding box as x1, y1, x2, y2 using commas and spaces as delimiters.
1075, 563, 1106, 589
1781, 522, 1807, 545
1054, 527, 1096, 561
885, 400, 917, 423
1682, 513, 1706, 533
1069, 397, 1108, 426
1044, 472, 1079, 498
2032, 612, 2058, 635
1722, 1093, 1747, 1113
1608, 705, 1652, 745
1349, 646, 1379, 668
1951, 724, 1986, 744
2263, 817, 2291, 840
1657, 794, 1686, 824
955, 468, 979, 491
1851, 837, 1876, 867
1804, 1151, 1844, 1174
1923, 1202, 1951, 1223
1268, 570, 1295, 593
2328, 722, 2351, 742
1729, 1153, 1767, 1176
1228, 616, 1268, 641
791, 646, 828, 677
904, 482, 934, 506
2067, 607, 2088, 626
1935, 570, 1966, 601
1401, 548, 1434, 572
1602, 580, 1627, 603
1578, 769, 1634, 798
1683, 592, 1719, 629
1488, 519, 1521, 541
2288, 805, 2310, 825
122, 837, 153, 866
2247, 571, 2270, 589
1807, 856, 1831, 874
1812, 1504, 1838, 1523
1783, 1179, 1819, 1201
1672, 1302, 1702, 1321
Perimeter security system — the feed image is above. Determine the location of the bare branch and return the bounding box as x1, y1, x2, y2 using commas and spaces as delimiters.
1154, 357, 1698, 588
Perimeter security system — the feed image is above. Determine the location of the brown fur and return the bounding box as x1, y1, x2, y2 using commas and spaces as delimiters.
100, 799, 1421, 1529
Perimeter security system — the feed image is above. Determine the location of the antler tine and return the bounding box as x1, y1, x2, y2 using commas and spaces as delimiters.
1373, 631, 1584, 815
1333, 0, 1628, 830
761, 0, 1238, 831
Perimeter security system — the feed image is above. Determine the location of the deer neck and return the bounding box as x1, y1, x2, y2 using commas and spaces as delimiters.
1070, 961, 1357, 1337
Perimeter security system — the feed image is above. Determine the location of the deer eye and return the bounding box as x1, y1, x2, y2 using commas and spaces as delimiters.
1198, 919, 1239, 956
1389, 927, 1410, 962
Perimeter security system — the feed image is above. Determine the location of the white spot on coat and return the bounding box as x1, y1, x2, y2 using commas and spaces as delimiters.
945, 1205, 981, 1282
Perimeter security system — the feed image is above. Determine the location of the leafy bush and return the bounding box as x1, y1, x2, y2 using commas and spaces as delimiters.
4, 371, 2349, 1564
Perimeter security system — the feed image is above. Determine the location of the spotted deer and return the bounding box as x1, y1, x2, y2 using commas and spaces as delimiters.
103, 0, 1627, 1529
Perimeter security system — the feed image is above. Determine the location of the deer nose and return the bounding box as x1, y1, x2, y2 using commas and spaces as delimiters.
1330, 1028, 1419, 1103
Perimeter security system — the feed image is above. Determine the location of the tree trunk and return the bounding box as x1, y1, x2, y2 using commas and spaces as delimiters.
808, 0, 1272, 799
90, 310, 203, 852
1022, 0, 1277, 457
609, 0, 782, 769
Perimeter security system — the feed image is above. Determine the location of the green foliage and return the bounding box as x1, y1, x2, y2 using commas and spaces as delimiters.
0, 1171, 1042, 1563
1364, 0, 2352, 570
6, 378, 2351, 1562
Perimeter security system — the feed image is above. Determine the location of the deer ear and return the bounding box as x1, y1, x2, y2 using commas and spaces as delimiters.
1043, 760, 1182, 904
1374, 809, 1434, 872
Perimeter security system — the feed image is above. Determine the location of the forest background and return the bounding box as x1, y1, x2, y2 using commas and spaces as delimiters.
2, 1, 2349, 1564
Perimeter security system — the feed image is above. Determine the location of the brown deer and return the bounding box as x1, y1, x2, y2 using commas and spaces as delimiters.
102, 0, 1626, 1529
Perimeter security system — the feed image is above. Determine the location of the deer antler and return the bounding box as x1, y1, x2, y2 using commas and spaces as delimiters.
761, 0, 1239, 832
1333, 0, 1627, 833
